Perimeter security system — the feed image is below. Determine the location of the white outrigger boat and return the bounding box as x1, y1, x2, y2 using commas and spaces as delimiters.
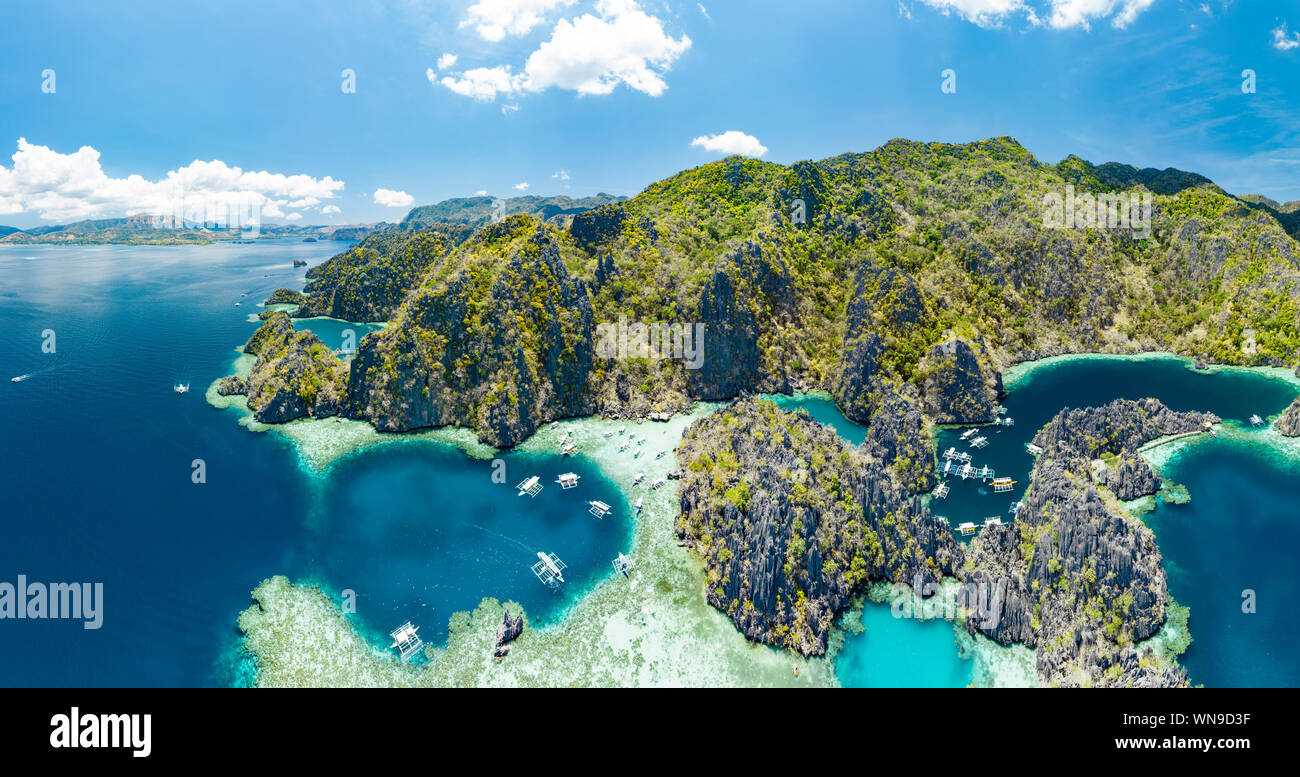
174, 383, 190, 394
532, 552, 567, 587
633, 496, 644, 512
632, 472, 645, 485
516, 475, 543, 497
389, 621, 423, 662
11, 374, 30, 383
960, 428, 979, 440
611, 552, 633, 578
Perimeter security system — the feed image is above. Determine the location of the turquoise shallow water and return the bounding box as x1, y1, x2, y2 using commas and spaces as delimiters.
2, 240, 1295, 687
309, 443, 632, 645
777, 360, 1300, 688
837, 602, 973, 688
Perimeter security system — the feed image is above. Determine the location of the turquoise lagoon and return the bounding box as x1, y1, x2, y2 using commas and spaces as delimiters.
2, 241, 1296, 687
825, 355, 1300, 688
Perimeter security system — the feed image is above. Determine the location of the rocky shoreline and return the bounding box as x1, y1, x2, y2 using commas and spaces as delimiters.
674, 397, 1214, 687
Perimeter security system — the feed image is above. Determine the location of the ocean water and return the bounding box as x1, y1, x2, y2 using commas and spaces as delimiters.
0, 242, 630, 686
931, 356, 1298, 530
1144, 438, 1300, 687
309, 442, 632, 645
818, 357, 1299, 688
3, 243, 1296, 688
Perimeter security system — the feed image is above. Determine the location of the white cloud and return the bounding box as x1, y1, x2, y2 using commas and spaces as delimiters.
436, 0, 690, 101
501, 103, 520, 115
697, 3, 710, 20
1047, 0, 1154, 30
437, 52, 459, 71
373, 188, 415, 207
690, 130, 768, 157
0, 137, 343, 222
462, 0, 577, 42
914, 0, 1030, 28
514, 181, 530, 191
552, 169, 570, 179
321, 204, 341, 215
1273, 22, 1300, 51
285, 212, 303, 222
914, 0, 1156, 30
475, 190, 489, 196
438, 65, 522, 101
899, 2, 913, 20
522, 0, 691, 96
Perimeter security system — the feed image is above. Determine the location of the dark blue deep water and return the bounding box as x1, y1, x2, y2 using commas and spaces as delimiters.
0, 243, 629, 686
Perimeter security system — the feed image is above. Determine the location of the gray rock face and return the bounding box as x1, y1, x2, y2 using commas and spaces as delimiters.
688, 238, 795, 400
921, 339, 998, 423
675, 398, 962, 656
239, 312, 349, 424
1104, 455, 1162, 500
958, 398, 1210, 687
1274, 397, 1300, 437
1031, 397, 1219, 458
216, 375, 247, 396
492, 611, 524, 659
346, 224, 595, 447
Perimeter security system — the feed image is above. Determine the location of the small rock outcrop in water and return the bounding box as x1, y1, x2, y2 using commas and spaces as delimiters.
236, 311, 349, 423
674, 398, 962, 656
1274, 397, 1300, 437
958, 398, 1215, 687
264, 288, 305, 306
216, 375, 247, 396
493, 611, 524, 659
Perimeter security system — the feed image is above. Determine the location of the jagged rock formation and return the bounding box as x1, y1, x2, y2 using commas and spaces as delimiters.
346, 217, 596, 446
298, 225, 473, 322
1274, 398, 1300, 436
264, 288, 305, 306
958, 399, 1215, 687
920, 338, 1001, 423
674, 398, 962, 655
492, 611, 524, 659
245, 136, 1300, 451
216, 375, 247, 396
237, 312, 349, 423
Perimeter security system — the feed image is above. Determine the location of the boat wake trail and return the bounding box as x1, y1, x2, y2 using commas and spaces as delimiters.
458, 522, 532, 553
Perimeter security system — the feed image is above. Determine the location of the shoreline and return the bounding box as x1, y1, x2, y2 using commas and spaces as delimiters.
224, 348, 1299, 688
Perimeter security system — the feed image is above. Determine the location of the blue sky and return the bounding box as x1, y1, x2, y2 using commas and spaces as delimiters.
1, 0, 1298, 227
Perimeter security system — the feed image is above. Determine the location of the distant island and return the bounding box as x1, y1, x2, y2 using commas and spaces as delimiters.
0, 193, 627, 246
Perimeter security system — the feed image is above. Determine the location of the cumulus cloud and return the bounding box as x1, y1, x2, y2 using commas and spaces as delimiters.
435, 0, 690, 101
321, 204, 341, 215
475, 189, 489, 196
514, 182, 530, 191
0, 137, 343, 222
437, 65, 522, 102
690, 131, 768, 157
914, 0, 1156, 30
285, 212, 302, 222
437, 53, 459, 71
552, 169, 570, 179
373, 188, 415, 207
462, 0, 577, 42
1273, 22, 1300, 51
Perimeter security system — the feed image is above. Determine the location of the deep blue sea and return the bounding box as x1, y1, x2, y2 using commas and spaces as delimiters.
0, 242, 629, 686
2, 244, 1297, 687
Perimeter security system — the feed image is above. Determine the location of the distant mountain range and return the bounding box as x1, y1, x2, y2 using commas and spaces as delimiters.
0, 193, 627, 245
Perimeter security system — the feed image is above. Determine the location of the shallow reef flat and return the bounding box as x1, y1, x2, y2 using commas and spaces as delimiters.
235, 407, 841, 687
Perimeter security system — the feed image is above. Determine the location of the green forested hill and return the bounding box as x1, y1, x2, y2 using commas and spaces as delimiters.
271, 136, 1300, 452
